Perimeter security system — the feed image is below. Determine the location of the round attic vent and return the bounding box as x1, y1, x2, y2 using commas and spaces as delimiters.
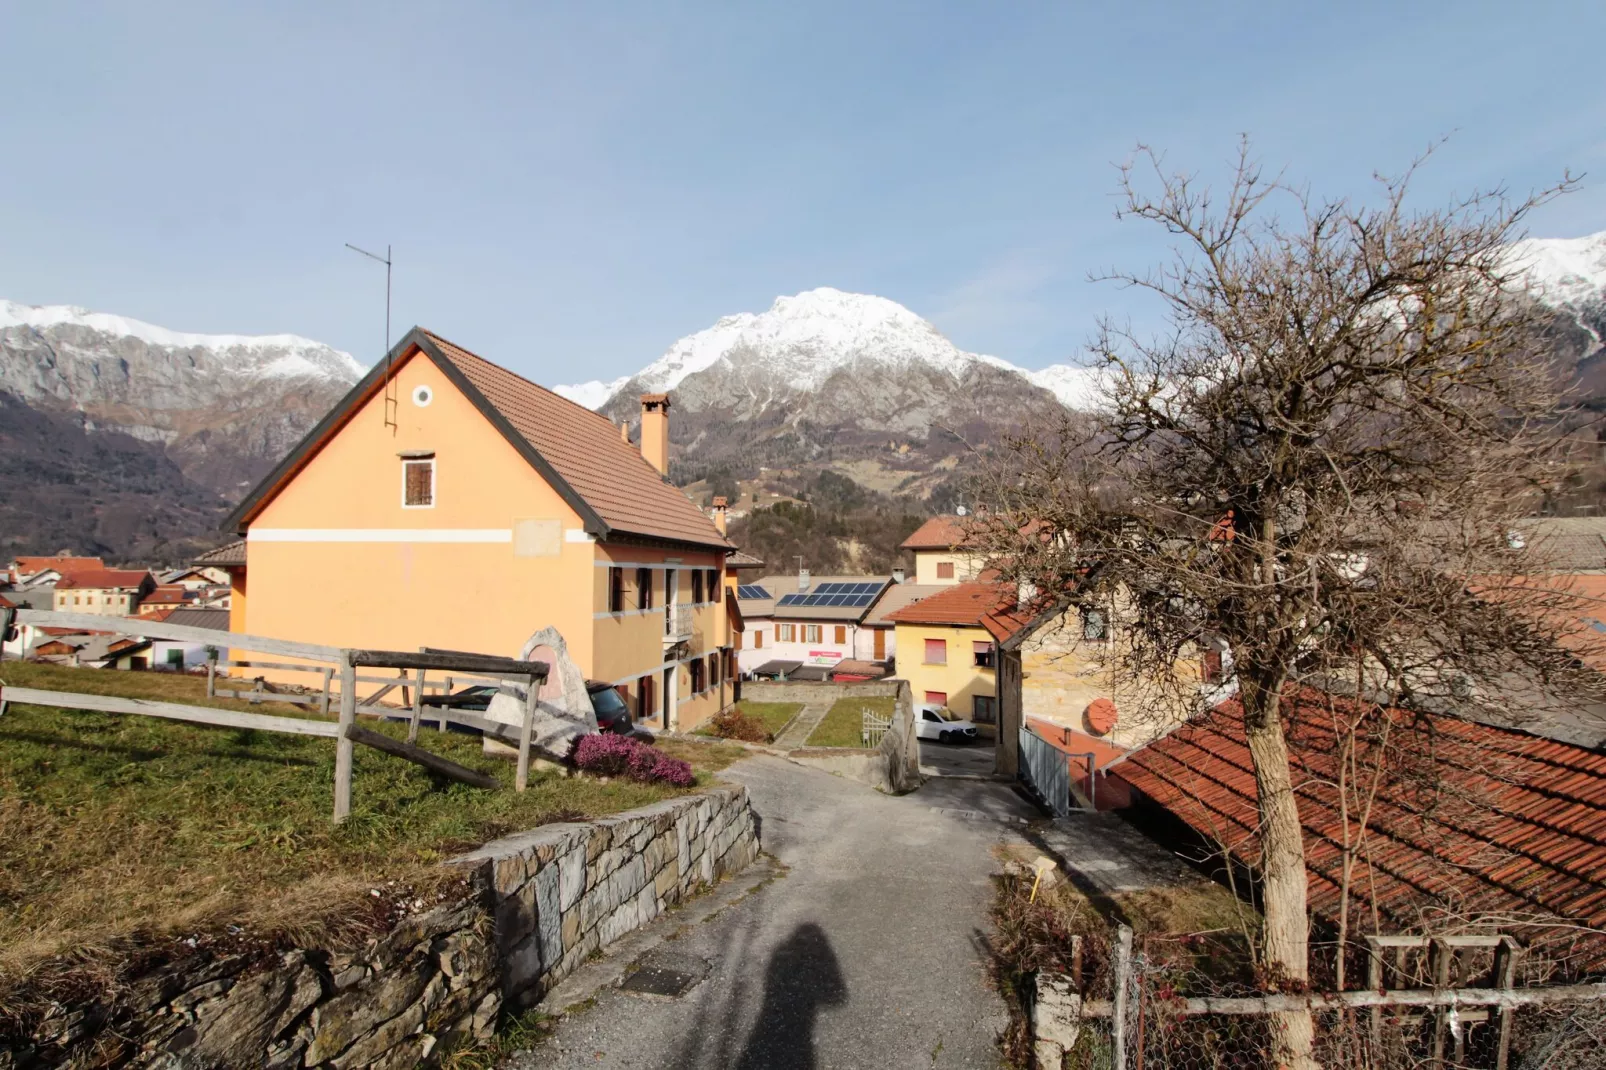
412, 385, 434, 408
1085, 697, 1118, 736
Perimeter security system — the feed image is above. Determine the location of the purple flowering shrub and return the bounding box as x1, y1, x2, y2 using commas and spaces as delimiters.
569, 733, 695, 788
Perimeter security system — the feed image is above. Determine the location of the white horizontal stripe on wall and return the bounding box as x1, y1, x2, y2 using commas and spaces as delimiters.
248, 528, 513, 544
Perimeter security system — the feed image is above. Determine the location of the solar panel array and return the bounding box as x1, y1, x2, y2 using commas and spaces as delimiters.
736, 584, 772, 600
775, 581, 884, 609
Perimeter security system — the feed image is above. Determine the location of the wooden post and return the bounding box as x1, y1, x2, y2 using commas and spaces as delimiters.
250, 678, 264, 705
1366, 936, 1385, 1050
320, 666, 333, 717
1112, 923, 1132, 1070
1430, 937, 1451, 1069
517, 673, 538, 793
441, 675, 452, 733
333, 655, 357, 823
206, 650, 218, 698
1493, 936, 1521, 1070
408, 667, 425, 743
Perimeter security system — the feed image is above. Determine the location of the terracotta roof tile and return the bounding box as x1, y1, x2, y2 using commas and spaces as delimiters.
424, 333, 730, 550
11, 556, 105, 579
195, 540, 246, 567
900, 515, 978, 551
54, 569, 151, 591
1112, 689, 1606, 968
885, 580, 1039, 642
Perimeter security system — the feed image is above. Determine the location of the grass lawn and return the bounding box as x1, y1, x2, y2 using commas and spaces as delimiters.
695, 700, 803, 740
805, 695, 896, 749
0, 661, 744, 979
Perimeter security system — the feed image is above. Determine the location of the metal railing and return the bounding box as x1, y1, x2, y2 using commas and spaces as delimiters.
663, 602, 695, 643
862, 708, 893, 748
1019, 725, 1074, 816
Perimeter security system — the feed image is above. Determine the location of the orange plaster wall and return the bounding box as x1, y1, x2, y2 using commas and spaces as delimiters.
241, 349, 600, 672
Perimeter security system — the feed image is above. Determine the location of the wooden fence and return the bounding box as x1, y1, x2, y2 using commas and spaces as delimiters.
0, 608, 550, 821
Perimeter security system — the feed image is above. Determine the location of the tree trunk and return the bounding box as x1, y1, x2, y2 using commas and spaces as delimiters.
1243, 689, 1320, 1070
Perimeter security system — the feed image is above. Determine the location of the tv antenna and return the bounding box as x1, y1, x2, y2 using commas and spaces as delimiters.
346, 242, 395, 430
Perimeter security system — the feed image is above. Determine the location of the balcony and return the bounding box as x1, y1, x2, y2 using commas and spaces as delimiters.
663, 603, 695, 647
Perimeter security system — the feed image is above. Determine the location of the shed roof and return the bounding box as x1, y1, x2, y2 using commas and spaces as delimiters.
226, 328, 731, 552
1112, 689, 1606, 968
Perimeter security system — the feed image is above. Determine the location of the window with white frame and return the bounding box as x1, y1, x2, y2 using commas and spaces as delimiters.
402, 457, 435, 508
778, 623, 796, 642
804, 624, 822, 644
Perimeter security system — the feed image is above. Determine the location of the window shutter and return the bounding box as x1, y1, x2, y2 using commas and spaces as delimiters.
835, 625, 846, 645
925, 638, 947, 664
403, 460, 434, 506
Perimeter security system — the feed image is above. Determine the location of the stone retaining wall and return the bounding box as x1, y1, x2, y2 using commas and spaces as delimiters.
8, 787, 759, 1068
449, 783, 758, 1008
741, 679, 901, 705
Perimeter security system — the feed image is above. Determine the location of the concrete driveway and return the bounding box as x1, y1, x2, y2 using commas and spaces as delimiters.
515, 755, 1038, 1069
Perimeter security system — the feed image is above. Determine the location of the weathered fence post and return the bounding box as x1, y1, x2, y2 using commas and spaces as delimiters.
206, 650, 218, 698
516, 671, 538, 793
333, 653, 357, 823
408, 665, 425, 743
441, 675, 453, 733
1113, 923, 1133, 1070
1493, 935, 1521, 1070
320, 666, 333, 717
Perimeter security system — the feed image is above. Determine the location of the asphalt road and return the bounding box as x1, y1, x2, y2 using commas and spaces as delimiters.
518, 754, 1038, 1069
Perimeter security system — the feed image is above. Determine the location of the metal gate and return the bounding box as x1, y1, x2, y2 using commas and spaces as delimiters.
1019, 725, 1073, 816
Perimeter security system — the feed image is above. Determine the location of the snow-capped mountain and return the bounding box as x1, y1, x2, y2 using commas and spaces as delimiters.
1509, 230, 1606, 310
555, 287, 1103, 412
0, 299, 366, 500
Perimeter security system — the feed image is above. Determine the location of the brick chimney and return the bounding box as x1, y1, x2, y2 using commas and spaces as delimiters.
711, 496, 728, 535
640, 394, 670, 475
620, 421, 630, 445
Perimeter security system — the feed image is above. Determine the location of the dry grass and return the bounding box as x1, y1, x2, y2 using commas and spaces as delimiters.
0, 661, 742, 981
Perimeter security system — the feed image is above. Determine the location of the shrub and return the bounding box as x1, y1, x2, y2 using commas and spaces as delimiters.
706, 706, 772, 744
569, 734, 694, 788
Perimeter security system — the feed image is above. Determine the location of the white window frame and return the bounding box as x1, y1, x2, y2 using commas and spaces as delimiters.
401, 458, 436, 509
804, 624, 822, 644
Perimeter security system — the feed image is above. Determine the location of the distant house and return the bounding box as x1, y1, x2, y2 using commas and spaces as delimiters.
159, 565, 231, 590
147, 607, 231, 670
900, 515, 986, 586
733, 571, 893, 675
52, 569, 155, 617
221, 328, 736, 732
8, 555, 106, 589
1110, 688, 1606, 970
859, 580, 948, 664
137, 584, 197, 615
885, 580, 1040, 738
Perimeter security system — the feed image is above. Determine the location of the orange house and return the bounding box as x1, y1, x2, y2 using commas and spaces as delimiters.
223, 328, 736, 732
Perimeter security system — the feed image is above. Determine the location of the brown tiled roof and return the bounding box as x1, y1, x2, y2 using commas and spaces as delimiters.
54, 569, 151, 591
900, 515, 978, 551
1112, 689, 1606, 969
884, 580, 1037, 642
195, 540, 246, 567
226, 329, 730, 551
11, 555, 105, 579
141, 586, 192, 606
726, 550, 766, 570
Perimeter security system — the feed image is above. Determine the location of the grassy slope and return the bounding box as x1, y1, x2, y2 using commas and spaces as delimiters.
0, 661, 743, 977
805, 694, 896, 749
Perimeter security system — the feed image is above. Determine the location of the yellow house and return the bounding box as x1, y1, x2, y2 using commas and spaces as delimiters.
52, 568, 155, 617
900, 515, 986, 585
887, 580, 1036, 738
222, 328, 736, 732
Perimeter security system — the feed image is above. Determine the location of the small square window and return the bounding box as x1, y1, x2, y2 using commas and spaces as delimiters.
936, 561, 955, 579
403, 459, 435, 507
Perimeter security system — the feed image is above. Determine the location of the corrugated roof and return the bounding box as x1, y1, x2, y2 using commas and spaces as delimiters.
900, 515, 978, 551
425, 332, 729, 550
164, 607, 231, 631
1113, 689, 1606, 967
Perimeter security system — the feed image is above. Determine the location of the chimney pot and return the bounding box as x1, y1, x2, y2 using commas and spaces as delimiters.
639, 394, 671, 475
711, 496, 728, 535
620, 422, 630, 444
798, 567, 810, 592
891, 567, 905, 584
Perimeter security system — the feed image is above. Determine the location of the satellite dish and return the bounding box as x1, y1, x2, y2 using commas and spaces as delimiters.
956, 505, 969, 516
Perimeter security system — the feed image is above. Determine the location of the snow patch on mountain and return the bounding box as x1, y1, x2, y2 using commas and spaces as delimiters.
556, 286, 1097, 410
0, 299, 365, 380
1508, 230, 1606, 309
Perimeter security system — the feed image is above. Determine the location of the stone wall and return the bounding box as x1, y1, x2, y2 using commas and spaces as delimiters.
449, 783, 759, 1009
740, 678, 902, 706
8, 787, 759, 1068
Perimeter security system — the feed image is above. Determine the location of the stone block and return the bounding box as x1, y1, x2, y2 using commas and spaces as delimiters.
495, 878, 539, 953
654, 857, 680, 900
1032, 971, 1083, 1067
306, 954, 433, 1065
558, 846, 586, 912
535, 858, 563, 971
561, 909, 580, 951
329, 997, 426, 1070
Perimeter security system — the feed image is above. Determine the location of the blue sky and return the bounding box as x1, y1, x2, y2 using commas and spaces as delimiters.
3, 2, 1604, 383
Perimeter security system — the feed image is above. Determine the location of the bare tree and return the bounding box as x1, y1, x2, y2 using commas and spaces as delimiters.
973, 140, 1591, 1068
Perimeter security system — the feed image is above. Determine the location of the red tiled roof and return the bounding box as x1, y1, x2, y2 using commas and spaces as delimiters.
227, 330, 730, 551
885, 580, 1039, 643
0, 593, 14, 609
901, 515, 979, 551
54, 569, 151, 591
141, 586, 192, 605
11, 555, 105, 579
1113, 689, 1606, 966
